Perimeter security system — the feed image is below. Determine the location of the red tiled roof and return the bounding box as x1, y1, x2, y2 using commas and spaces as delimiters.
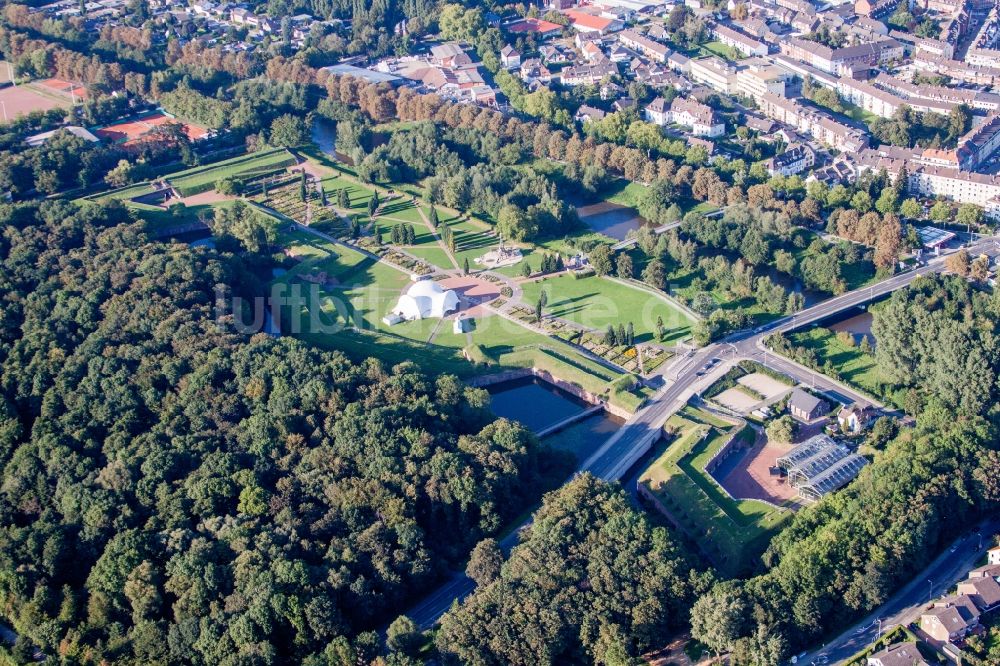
507, 17, 563, 34
563, 9, 615, 31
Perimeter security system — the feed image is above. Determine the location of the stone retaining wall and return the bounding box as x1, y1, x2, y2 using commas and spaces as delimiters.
466, 368, 633, 420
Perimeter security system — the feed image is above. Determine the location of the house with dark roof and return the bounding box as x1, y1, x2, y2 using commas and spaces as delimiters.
957, 576, 1000, 611
866, 642, 929, 666
765, 143, 815, 176
788, 388, 828, 422
837, 402, 877, 434
921, 595, 981, 643
575, 105, 607, 123
500, 44, 521, 69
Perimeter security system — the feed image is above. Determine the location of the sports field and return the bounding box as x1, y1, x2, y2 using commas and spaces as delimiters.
520, 273, 695, 343
0, 84, 70, 122
639, 406, 792, 576
95, 112, 208, 145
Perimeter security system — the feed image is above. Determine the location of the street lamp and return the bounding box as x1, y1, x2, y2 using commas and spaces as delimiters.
927, 579, 934, 603
874, 618, 883, 644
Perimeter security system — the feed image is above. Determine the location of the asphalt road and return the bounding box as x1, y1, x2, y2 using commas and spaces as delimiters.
798, 518, 1000, 665
403, 238, 1000, 631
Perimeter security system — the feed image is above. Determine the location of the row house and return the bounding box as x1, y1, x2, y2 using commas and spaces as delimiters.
836, 77, 956, 118
711, 23, 769, 57
618, 29, 672, 62
913, 53, 1000, 87
779, 36, 903, 74
758, 93, 869, 152
873, 72, 1000, 112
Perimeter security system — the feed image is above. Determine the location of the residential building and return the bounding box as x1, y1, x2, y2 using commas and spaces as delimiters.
560, 60, 618, 85
990, 546, 1000, 565
866, 642, 928, 666
758, 93, 869, 152
969, 563, 1000, 578
643, 96, 671, 125
956, 576, 1000, 611
689, 56, 739, 93
779, 36, 903, 74
618, 29, 672, 62
500, 45, 521, 69
920, 595, 981, 642
430, 43, 472, 68
711, 23, 769, 57
575, 105, 607, 123
766, 143, 815, 176
854, 0, 899, 19
736, 63, 790, 100
646, 96, 725, 136
837, 402, 876, 434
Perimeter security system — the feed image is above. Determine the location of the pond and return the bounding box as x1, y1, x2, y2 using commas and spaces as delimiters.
487, 377, 623, 462
311, 117, 354, 164
761, 266, 825, 308
576, 203, 648, 241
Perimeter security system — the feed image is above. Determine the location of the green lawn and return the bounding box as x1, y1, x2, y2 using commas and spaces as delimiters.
640, 407, 792, 576
788, 327, 892, 399
130, 200, 233, 234
520, 273, 694, 343
271, 231, 647, 410
700, 41, 745, 61
167, 149, 297, 196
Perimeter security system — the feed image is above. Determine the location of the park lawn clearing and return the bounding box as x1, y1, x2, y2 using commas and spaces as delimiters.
640, 407, 791, 576
132, 200, 233, 234
520, 273, 695, 343
698, 41, 745, 61
321, 175, 376, 212
273, 236, 647, 411
278, 229, 371, 282
166, 149, 298, 197
789, 327, 890, 398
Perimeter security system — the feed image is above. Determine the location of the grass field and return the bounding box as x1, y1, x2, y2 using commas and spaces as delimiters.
167, 149, 297, 196
697, 41, 745, 61
788, 327, 898, 403
640, 406, 792, 576
521, 273, 695, 343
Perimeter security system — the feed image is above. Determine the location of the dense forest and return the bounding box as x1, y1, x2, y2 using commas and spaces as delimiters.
0, 200, 552, 663
437, 475, 708, 665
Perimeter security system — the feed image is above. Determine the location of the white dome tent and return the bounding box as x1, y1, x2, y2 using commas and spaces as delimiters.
386, 279, 459, 323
